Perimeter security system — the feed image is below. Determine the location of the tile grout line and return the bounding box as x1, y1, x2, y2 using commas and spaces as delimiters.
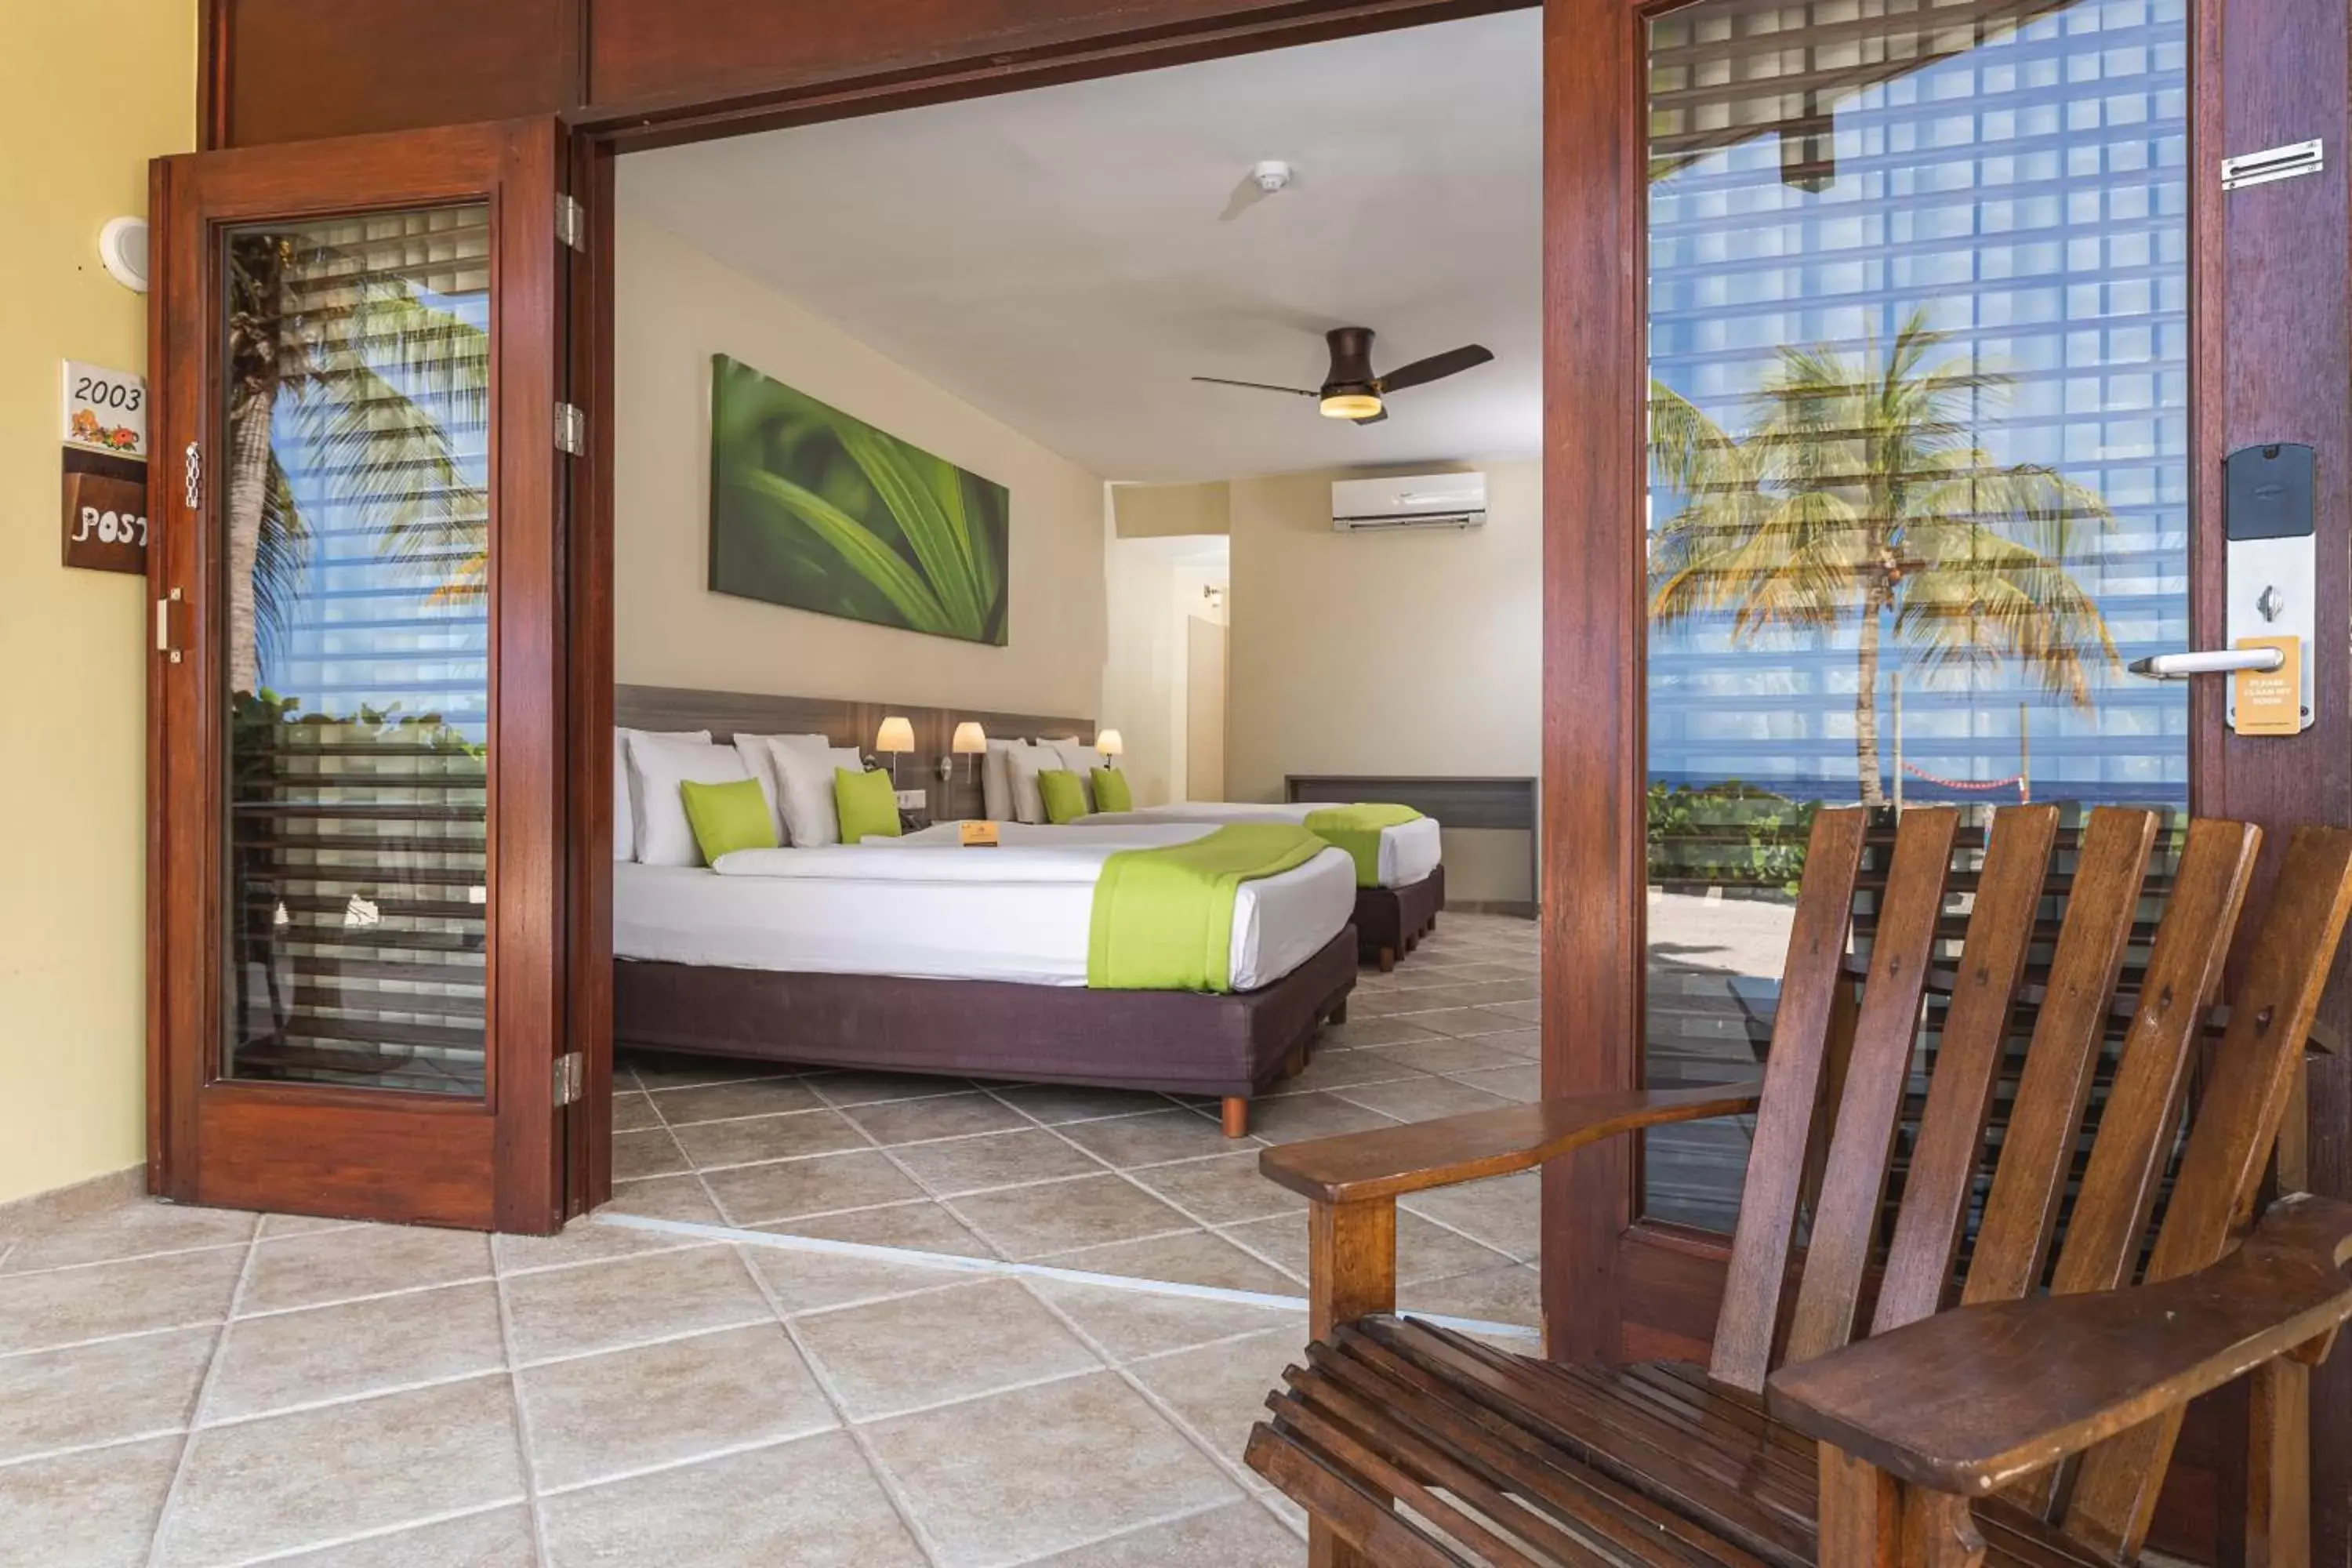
488, 1233, 555, 1564
223, 1500, 524, 1568
961, 1078, 1283, 1261
996, 1498, 1264, 1567
0, 1316, 249, 1366
142, 1230, 266, 1568
227, 1270, 499, 1323
595, 1210, 1540, 1344
1014, 1273, 1282, 1512
529, 1425, 833, 1503
0, 1235, 260, 1281
725, 1241, 956, 1568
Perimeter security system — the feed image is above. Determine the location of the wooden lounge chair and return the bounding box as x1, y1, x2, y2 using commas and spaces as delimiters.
1244, 804, 2352, 1568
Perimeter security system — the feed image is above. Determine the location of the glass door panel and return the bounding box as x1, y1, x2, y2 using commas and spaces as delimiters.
1640, 0, 2191, 1230
221, 206, 492, 1095
151, 117, 569, 1231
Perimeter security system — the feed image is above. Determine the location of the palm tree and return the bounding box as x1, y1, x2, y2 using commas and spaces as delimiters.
224, 230, 490, 693
1648, 308, 2120, 806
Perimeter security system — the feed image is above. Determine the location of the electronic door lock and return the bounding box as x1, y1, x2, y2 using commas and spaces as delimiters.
2128, 444, 2314, 735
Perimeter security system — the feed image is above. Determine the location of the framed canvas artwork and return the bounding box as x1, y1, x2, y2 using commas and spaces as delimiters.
708, 353, 1011, 644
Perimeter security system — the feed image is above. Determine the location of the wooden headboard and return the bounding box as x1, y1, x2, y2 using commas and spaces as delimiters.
613, 684, 1094, 821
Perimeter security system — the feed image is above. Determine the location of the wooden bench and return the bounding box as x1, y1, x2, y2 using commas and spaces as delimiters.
1245, 804, 2352, 1568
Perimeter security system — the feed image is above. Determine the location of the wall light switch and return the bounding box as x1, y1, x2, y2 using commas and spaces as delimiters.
895, 789, 928, 810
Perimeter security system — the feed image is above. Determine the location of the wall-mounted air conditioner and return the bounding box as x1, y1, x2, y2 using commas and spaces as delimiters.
1330, 472, 1486, 533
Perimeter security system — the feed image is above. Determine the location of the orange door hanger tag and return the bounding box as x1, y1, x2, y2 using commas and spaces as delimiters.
959, 820, 1000, 848
2233, 635, 2302, 735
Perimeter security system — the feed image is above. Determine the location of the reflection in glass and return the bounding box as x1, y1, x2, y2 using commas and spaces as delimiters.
220, 205, 492, 1094
1642, 2, 2189, 1229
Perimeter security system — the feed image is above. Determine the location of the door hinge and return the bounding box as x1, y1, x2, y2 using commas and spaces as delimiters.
554, 1051, 585, 1107
555, 193, 586, 252
555, 402, 587, 456
2222, 139, 2323, 192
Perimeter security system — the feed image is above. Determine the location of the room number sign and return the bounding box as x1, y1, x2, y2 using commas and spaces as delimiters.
60, 361, 150, 575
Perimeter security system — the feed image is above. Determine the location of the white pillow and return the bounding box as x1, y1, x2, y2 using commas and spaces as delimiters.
614, 728, 710, 860
1004, 742, 1062, 824
982, 739, 1027, 822
768, 736, 865, 848
1051, 742, 1109, 811
731, 731, 828, 842
626, 734, 748, 866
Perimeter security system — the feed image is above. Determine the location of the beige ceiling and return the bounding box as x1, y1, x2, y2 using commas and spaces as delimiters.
620, 9, 1541, 483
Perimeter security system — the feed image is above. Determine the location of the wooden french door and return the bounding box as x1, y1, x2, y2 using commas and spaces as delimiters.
1541, 0, 2350, 1557
147, 118, 580, 1232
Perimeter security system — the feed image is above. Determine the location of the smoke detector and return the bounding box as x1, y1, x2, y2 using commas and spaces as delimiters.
1249, 160, 1294, 194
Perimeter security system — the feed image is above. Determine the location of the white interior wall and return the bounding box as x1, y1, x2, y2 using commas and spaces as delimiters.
1225, 461, 1541, 902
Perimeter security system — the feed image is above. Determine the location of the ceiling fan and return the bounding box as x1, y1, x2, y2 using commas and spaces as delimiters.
1192, 326, 1494, 425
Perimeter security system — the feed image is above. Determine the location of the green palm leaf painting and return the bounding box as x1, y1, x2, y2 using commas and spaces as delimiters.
709, 354, 1011, 644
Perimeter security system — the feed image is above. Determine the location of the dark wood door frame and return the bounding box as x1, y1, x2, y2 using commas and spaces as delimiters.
1538, 1, 2351, 1562
191, 0, 2351, 1553
543, 1, 1539, 1223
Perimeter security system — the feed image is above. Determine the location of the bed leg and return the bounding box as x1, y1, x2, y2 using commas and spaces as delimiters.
1426, 913, 1437, 933
1221, 1096, 1250, 1138
1377, 947, 1396, 974
1280, 1046, 1308, 1082
1327, 999, 1348, 1026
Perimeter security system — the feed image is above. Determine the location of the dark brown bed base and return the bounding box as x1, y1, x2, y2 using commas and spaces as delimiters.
1354, 865, 1446, 972
613, 924, 1358, 1138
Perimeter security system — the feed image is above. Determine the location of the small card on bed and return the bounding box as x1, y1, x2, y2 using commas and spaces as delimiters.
958, 820, 1002, 848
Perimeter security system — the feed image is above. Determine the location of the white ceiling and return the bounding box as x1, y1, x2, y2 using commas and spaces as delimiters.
621, 9, 1541, 483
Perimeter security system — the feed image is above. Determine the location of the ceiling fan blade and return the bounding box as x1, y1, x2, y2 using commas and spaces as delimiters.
1377, 344, 1495, 394
1352, 408, 1389, 426
1192, 376, 1318, 397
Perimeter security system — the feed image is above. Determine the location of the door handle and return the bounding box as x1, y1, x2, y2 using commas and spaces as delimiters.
2125, 647, 2286, 679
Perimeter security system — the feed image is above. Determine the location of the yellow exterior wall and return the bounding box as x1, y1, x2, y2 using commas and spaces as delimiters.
0, 5, 196, 1203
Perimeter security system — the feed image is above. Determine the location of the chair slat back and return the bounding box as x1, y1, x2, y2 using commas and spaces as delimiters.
1956, 807, 2159, 1309
1708, 807, 1869, 1392
2042, 818, 2260, 1301
2063, 826, 2352, 1559
1869, 804, 2059, 1333
1779, 808, 1960, 1366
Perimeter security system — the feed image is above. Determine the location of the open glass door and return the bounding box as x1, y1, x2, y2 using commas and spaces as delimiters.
149, 119, 575, 1232
1545, 0, 2347, 1550
1637, 0, 2196, 1234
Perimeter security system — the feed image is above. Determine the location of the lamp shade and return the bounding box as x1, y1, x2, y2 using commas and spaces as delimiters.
1095, 728, 1124, 757
875, 716, 916, 754
951, 721, 987, 755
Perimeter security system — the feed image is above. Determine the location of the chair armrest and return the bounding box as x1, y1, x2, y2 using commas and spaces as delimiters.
1258, 1081, 1762, 1204
1766, 1193, 2352, 1496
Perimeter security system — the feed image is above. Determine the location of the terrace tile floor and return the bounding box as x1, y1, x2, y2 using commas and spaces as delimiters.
0, 913, 1541, 1566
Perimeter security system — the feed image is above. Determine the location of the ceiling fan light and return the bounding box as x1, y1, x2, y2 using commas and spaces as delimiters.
1319, 391, 1383, 420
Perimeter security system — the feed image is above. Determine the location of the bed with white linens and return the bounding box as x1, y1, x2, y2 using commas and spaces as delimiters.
608, 702, 1358, 1135
979, 738, 1446, 968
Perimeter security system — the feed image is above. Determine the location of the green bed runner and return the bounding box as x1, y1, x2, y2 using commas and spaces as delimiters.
1304, 804, 1424, 887
1087, 823, 1326, 993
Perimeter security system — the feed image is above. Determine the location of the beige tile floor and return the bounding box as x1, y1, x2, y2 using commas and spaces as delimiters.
0, 913, 1540, 1568
604, 911, 1543, 1327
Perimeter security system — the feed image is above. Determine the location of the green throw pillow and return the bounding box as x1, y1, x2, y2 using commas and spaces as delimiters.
1091, 766, 1132, 813
678, 777, 776, 864
835, 766, 902, 841
1039, 768, 1089, 824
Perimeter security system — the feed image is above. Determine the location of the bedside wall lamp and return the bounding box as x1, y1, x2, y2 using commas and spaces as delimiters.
875, 714, 915, 783
1095, 728, 1124, 768
948, 720, 987, 781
